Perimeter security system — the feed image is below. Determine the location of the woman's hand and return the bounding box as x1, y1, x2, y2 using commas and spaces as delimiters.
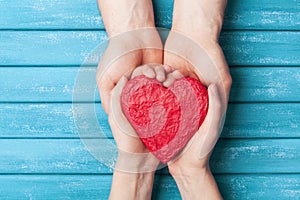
96, 1, 164, 199
96, 0, 163, 114
96, 28, 163, 114
108, 64, 178, 199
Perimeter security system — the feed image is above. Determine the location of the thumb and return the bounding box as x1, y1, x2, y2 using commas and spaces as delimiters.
110, 76, 137, 137
196, 84, 227, 159
96, 72, 115, 114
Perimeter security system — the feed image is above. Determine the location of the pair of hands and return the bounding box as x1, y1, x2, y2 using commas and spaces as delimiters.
96, 0, 231, 199
96, 27, 231, 174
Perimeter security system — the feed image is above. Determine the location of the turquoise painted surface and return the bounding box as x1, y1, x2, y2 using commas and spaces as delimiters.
0, 0, 299, 199
1, 67, 300, 102
0, 0, 299, 30
0, 31, 299, 66
0, 175, 299, 200
0, 139, 298, 174
1, 103, 300, 138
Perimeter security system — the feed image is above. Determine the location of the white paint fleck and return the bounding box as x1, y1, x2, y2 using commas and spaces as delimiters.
28, 104, 47, 109
21, 165, 28, 169
290, 123, 298, 129
31, 86, 56, 93
63, 85, 71, 93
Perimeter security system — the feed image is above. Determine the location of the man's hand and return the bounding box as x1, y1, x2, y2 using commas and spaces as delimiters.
164, 0, 231, 199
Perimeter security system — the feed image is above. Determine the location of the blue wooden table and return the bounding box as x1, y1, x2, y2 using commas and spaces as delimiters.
0, 0, 300, 199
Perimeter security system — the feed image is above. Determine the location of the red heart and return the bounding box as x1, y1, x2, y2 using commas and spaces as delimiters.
121, 75, 208, 163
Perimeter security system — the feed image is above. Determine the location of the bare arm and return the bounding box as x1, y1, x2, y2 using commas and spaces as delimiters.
172, 0, 227, 42
166, 0, 230, 199
109, 170, 155, 200
97, 0, 162, 113
98, 0, 155, 37
168, 83, 225, 200
97, 1, 159, 200
170, 166, 223, 200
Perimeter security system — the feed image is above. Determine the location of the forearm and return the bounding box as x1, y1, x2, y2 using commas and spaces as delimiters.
110, 170, 155, 200
171, 167, 222, 200
98, 0, 155, 37
172, 0, 227, 41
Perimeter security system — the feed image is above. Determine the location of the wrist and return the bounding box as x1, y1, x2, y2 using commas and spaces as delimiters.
169, 162, 209, 181
107, 18, 155, 38
169, 166, 222, 200
111, 152, 156, 200
98, 0, 156, 37
114, 150, 160, 173
172, 0, 226, 41
110, 170, 155, 200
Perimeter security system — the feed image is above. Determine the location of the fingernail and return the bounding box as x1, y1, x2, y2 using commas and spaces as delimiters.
163, 64, 173, 72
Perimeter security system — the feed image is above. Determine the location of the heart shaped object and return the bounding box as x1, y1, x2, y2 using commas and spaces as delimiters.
121, 75, 208, 163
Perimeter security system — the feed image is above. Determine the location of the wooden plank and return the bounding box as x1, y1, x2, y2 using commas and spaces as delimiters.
210, 139, 300, 173
0, 0, 299, 30
0, 67, 88, 102
153, 174, 300, 200
224, 103, 300, 138
156, 174, 300, 200
0, 175, 111, 200
229, 67, 300, 102
0, 139, 298, 174
0, 0, 105, 30
223, 0, 300, 30
0, 174, 299, 200
1, 103, 299, 138
0, 31, 299, 66
219, 31, 300, 66
0, 103, 111, 138
0, 31, 107, 66
1, 67, 300, 102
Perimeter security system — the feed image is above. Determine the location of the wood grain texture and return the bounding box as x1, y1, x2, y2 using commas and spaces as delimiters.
0, 139, 298, 174
156, 175, 300, 200
0, 31, 107, 66
0, 0, 299, 30
0, 174, 299, 200
1, 67, 300, 102
0, 0, 104, 30
0, 31, 300, 66
1, 103, 299, 138
229, 67, 300, 102
1, 0, 299, 199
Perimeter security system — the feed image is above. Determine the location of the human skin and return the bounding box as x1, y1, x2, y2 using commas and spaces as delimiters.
164, 0, 231, 199
96, 1, 163, 199
109, 64, 181, 200
97, 0, 163, 114
97, 0, 231, 199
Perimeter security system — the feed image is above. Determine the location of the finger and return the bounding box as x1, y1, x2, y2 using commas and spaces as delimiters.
154, 65, 166, 82
131, 66, 144, 78
131, 64, 156, 79
110, 76, 137, 137
196, 84, 226, 159
97, 75, 114, 114
143, 65, 156, 78
163, 64, 173, 73
163, 70, 184, 87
